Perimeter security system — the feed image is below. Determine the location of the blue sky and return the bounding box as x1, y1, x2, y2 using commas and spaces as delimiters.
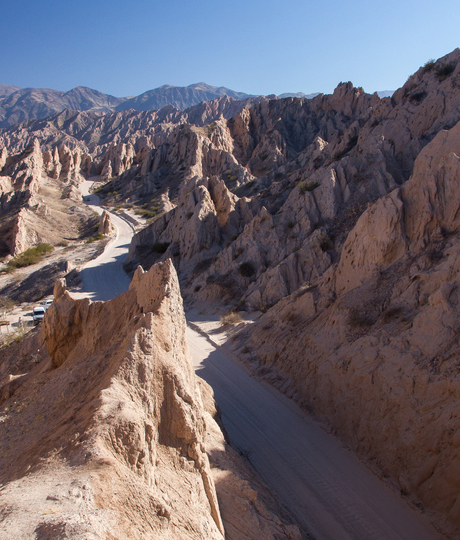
1, 0, 459, 97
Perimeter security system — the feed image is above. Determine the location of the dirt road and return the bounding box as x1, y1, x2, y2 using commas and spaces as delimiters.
73, 180, 132, 301
187, 326, 443, 540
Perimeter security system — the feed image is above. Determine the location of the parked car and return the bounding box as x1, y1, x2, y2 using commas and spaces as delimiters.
33, 306, 46, 325
41, 299, 53, 311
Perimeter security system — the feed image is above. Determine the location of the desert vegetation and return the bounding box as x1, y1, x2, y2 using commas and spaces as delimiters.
2, 244, 54, 273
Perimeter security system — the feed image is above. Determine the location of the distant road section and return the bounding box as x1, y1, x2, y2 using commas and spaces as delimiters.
187, 326, 443, 540
73, 180, 132, 301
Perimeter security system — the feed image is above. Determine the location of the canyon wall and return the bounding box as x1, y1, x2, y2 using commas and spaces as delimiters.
233, 117, 460, 534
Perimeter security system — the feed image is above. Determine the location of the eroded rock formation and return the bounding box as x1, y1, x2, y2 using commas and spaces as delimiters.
233, 111, 460, 535
0, 137, 97, 257
0, 261, 301, 539
2, 47, 460, 536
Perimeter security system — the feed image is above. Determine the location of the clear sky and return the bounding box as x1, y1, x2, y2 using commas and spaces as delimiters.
1, 0, 459, 97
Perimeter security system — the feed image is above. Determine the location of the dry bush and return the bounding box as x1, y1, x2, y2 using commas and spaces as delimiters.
220, 311, 243, 326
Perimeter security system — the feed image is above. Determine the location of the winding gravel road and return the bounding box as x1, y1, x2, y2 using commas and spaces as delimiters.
73, 180, 132, 301
76, 179, 444, 539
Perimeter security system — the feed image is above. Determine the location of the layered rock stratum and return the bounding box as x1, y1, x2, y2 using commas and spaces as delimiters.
0, 260, 301, 539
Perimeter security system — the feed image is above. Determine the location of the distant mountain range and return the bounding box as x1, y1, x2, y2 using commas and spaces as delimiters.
0, 83, 257, 129
0, 82, 393, 129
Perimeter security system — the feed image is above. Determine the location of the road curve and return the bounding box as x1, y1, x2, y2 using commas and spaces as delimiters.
72, 180, 132, 301
187, 326, 443, 540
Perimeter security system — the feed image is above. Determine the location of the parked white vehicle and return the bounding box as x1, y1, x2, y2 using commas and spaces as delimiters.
41, 299, 53, 310
33, 306, 46, 325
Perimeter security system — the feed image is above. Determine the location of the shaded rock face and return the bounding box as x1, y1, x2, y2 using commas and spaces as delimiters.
40, 261, 225, 538
122, 49, 460, 312
0, 261, 301, 540
234, 117, 460, 535
0, 139, 48, 255
0, 261, 223, 538
127, 175, 259, 275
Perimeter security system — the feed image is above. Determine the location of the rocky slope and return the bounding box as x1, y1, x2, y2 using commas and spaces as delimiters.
121, 48, 460, 535
230, 118, 460, 535
0, 261, 301, 539
125, 49, 460, 311
0, 137, 96, 257
0, 95, 269, 180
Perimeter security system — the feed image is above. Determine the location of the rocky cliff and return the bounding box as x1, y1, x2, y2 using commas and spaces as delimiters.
0, 138, 95, 257
2, 47, 460, 535
124, 50, 460, 312
227, 64, 460, 535
0, 261, 301, 539
124, 49, 460, 535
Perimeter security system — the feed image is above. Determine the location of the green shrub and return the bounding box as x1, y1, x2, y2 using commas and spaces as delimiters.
347, 307, 374, 328
299, 181, 320, 194
382, 307, 403, 323
436, 63, 456, 81
423, 59, 435, 71
220, 311, 243, 326
141, 210, 157, 219
428, 246, 444, 264
86, 233, 104, 243
192, 257, 215, 275
5, 244, 54, 271
239, 261, 256, 278
409, 91, 427, 104
233, 246, 244, 260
